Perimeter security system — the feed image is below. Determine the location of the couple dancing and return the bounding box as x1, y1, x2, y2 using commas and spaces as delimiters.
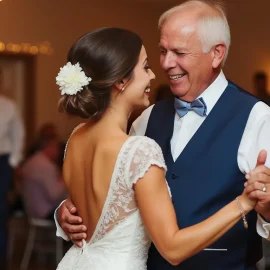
55, 1, 270, 269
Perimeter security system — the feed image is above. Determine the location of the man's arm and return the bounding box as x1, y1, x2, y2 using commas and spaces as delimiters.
54, 198, 87, 247
55, 200, 69, 241
239, 101, 270, 237
245, 160, 270, 238
129, 105, 154, 135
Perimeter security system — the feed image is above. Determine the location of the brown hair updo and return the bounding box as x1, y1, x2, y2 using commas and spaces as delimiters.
58, 27, 142, 119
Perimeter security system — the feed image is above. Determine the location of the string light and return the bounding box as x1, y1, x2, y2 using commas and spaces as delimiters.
0, 41, 54, 55
0, 42, 5, 52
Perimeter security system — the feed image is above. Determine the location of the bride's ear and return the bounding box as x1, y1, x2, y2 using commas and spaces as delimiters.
115, 79, 127, 92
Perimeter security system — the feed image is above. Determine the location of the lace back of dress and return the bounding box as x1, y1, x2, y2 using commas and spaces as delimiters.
90, 136, 168, 244
90, 137, 139, 244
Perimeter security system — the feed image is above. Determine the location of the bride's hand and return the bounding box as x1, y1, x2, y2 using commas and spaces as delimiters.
238, 150, 268, 214
238, 188, 257, 213
244, 167, 270, 221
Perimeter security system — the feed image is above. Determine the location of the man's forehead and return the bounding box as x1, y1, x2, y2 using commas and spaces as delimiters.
161, 16, 197, 38
158, 37, 188, 51
159, 25, 196, 47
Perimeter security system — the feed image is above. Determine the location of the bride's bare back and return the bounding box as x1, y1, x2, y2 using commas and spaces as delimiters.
63, 122, 128, 242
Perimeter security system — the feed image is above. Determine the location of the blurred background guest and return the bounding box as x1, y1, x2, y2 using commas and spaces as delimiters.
27, 123, 58, 156
21, 138, 66, 220
254, 71, 270, 105
27, 122, 66, 168
0, 68, 25, 270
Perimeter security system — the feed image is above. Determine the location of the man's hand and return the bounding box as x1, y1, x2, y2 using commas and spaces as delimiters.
245, 150, 270, 221
58, 198, 87, 247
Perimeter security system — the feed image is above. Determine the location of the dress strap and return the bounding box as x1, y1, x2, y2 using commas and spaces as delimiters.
64, 123, 85, 160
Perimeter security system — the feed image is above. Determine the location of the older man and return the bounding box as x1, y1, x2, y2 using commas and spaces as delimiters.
55, 1, 270, 269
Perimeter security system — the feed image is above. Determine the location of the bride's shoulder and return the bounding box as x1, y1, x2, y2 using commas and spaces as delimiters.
126, 136, 167, 186
64, 123, 86, 158
130, 135, 161, 149
127, 136, 164, 163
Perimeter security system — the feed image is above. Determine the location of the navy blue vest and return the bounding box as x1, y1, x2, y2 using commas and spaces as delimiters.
145, 82, 262, 270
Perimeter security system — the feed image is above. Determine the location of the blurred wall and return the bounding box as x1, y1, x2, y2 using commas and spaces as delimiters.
225, 0, 270, 95
0, 0, 173, 139
0, 0, 270, 140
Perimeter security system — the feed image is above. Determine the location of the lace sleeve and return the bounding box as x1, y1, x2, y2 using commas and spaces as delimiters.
127, 137, 168, 188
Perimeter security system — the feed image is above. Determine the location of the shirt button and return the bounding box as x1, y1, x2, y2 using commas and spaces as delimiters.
172, 174, 176, 179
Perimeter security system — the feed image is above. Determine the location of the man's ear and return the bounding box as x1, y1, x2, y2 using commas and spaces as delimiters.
211, 43, 226, 68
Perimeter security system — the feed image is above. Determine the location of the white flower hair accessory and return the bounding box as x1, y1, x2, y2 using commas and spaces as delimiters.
56, 62, 92, 95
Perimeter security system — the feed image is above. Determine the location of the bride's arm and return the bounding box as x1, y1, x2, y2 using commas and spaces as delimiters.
134, 165, 254, 266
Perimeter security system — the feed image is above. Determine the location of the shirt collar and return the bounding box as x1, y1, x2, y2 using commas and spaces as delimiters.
198, 70, 228, 115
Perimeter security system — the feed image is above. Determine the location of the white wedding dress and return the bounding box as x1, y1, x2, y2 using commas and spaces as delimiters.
56, 135, 170, 270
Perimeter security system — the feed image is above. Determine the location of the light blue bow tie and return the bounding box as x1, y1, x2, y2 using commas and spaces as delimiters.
174, 97, 207, 117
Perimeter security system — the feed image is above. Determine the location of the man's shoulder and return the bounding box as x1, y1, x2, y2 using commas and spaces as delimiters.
131, 99, 175, 136
227, 82, 270, 121
131, 105, 155, 135
136, 104, 156, 123
228, 81, 259, 101
153, 98, 174, 108
250, 101, 270, 120
134, 99, 173, 124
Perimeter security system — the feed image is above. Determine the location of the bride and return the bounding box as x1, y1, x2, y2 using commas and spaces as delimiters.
56, 27, 255, 270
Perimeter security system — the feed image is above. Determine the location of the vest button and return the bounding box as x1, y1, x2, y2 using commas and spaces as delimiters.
171, 174, 176, 179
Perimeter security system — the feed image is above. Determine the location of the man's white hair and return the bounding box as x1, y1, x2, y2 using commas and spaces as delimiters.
158, 0, 231, 65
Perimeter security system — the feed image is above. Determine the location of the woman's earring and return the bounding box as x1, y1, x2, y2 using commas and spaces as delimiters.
121, 86, 125, 92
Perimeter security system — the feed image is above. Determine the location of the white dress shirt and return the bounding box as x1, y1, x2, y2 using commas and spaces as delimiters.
0, 95, 24, 167
130, 71, 270, 239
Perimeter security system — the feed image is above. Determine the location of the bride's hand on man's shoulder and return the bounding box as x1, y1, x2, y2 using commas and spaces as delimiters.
58, 198, 87, 247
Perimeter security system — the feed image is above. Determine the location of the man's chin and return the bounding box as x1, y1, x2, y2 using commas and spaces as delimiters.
170, 86, 189, 98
